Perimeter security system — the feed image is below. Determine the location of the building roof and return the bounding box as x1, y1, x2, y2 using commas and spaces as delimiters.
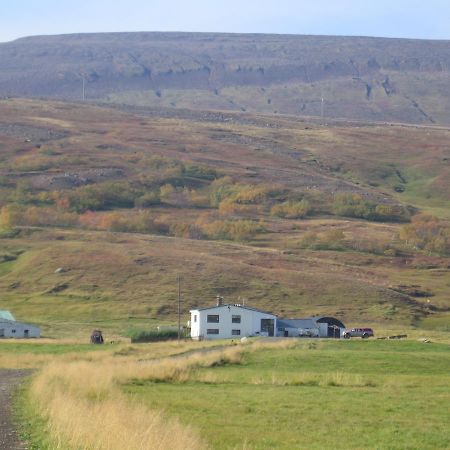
277, 319, 317, 329
278, 316, 346, 329
312, 316, 346, 329
190, 304, 276, 316
0, 311, 15, 321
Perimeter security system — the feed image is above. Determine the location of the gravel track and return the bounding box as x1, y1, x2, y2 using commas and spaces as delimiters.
0, 369, 31, 450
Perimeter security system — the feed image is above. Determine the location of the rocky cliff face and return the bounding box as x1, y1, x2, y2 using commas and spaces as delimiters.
1, 32, 450, 124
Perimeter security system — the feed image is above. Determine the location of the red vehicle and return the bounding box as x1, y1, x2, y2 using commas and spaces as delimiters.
343, 328, 374, 339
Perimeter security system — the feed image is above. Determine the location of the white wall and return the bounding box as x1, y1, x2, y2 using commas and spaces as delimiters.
0, 320, 40, 338
190, 305, 276, 340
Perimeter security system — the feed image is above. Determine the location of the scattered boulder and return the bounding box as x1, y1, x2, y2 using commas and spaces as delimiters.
54, 267, 67, 274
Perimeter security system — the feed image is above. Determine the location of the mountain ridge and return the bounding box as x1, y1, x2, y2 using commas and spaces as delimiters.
1, 31, 450, 124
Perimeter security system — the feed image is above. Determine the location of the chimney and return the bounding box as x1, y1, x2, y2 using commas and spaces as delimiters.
216, 295, 224, 307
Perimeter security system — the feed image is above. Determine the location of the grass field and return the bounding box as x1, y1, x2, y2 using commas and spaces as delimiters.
123, 339, 450, 450
2, 337, 448, 450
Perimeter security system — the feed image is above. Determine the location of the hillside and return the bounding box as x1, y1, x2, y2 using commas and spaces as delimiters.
2, 32, 450, 124
0, 98, 449, 337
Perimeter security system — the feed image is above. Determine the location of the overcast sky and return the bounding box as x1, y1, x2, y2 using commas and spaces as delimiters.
1, 0, 449, 43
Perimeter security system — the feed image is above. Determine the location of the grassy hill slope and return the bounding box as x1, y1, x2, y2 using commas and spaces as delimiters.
0, 99, 449, 337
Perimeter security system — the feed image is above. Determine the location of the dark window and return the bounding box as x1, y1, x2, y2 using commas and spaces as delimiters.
232, 315, 241, 323
207, 329, 219, 335
12, 329, 16, 333
207, 315, 220, 323
193, 315, 197, 323
232, 329, 241, 336
260, 319, 275, 337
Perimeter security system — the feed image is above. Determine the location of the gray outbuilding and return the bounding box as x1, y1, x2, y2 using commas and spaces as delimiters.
277, 316, 345, 338
0, 311, 41, 339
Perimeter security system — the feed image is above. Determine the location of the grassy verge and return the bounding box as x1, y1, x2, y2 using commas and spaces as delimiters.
14, 382, 51, 450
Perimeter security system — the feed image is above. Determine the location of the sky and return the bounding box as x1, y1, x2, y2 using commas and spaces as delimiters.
1, 0, 450, 43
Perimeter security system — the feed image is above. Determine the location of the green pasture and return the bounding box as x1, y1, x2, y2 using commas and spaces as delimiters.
124, 340, 450, 450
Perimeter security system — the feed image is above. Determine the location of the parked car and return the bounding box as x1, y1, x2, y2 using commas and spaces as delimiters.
343, 328, 374, 339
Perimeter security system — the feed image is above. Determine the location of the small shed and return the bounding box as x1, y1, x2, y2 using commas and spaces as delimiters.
0, 311, 41, 339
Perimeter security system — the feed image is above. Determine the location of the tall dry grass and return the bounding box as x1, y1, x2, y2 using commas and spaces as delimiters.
29, 345, 246, 450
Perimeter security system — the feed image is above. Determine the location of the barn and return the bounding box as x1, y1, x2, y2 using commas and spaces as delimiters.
0, 311, 41, 339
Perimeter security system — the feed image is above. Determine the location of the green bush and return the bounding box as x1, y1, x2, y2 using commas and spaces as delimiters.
201, 219, 265, 242
126, 329, 179, 343
333, 194, 410, 222
182, 164, 217, 181
68, 182, 139, 213
134, 190, 161, 207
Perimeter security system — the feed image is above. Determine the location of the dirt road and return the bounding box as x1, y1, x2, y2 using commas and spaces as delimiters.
0, 369, 30, 450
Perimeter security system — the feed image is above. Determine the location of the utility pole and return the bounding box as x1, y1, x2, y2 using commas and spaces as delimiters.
177, 275, 182, 342
82, 75, 86, 101
321, 96, 324, 124
77, 72, 86, 101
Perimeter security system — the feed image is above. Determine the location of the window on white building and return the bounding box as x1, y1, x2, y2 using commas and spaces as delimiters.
232, 315, 241, 323
207, 315, 220, 323
207, 329, 219, 335
232, 329, 241, 335
193, 315, 197, 323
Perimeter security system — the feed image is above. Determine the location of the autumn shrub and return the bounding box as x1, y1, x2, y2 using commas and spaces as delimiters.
184, 189, 210, 208
140, 156, 217, 188
400, 214, 450, 255
298, 228, 400, 255
134, 190, 161, 207
0, 205, 79, 229
218, 198, 257, 216
169, 223, 205, 239
228, 184, 280, 205
333, 194, 410, 222
270, 200, 311, 219
100, 210, 169, 235
209, 176, 236, 207
199, 218, 264, 241
67, 182, 139, 213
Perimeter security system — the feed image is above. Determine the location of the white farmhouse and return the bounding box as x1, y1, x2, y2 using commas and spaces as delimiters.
0, 310, 41, 339
190, 302, 277, 340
